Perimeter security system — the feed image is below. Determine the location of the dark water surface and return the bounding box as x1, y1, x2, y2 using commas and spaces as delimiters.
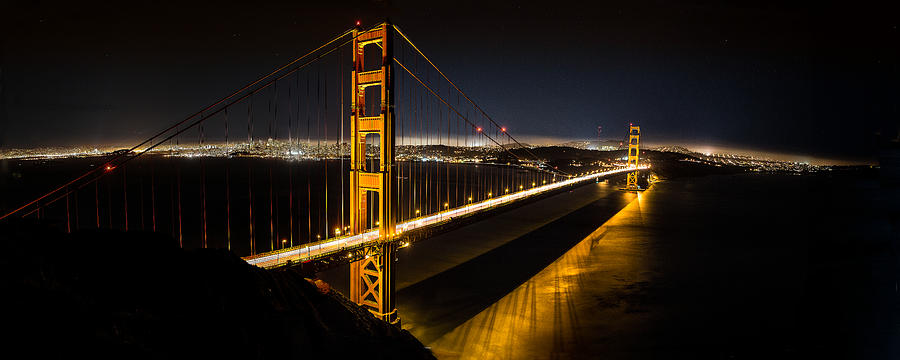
325, 173, 898, 359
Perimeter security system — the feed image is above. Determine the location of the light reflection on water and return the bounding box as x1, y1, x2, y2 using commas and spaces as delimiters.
428, 188, 652, 359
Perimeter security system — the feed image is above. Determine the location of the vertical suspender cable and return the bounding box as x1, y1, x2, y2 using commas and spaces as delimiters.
248, 167, 254, 254
225, 164, 231, 251
224, 107, 230, 249
306, 72, 312, 243
269, 167, 274, 251
340, 45, 345, 234
65, 187, 71, 233
324, 60, 329, 239
74, 190, 79, 231
140, 176, 145, 230
123, 168, 128, 232
95, 181, 100, 228
289, 76, 297, 246
176, 169, 182, 247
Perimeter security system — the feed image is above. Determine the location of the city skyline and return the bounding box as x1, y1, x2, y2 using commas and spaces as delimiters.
1, 1, 897, 163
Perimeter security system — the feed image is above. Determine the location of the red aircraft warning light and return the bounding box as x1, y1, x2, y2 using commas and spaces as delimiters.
476, 127, 482, 132
501, 127, 506, 132
105, 164, 115, 171
355, 20, 361, 26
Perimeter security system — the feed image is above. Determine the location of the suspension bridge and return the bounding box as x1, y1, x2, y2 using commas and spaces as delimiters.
0, 21, 648, 325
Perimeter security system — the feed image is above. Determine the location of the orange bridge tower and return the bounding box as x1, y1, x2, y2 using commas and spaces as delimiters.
625, 125, 641, 190
349, 22, 399, 325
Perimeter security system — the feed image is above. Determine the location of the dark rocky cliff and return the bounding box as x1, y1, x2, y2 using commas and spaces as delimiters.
0, 223, 434, 359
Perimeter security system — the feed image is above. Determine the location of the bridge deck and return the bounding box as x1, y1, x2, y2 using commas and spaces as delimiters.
243, 166, 646, 268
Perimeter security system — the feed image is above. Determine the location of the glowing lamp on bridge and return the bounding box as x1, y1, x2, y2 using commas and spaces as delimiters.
105, 164, 115, 172
519, 185, 523, 190
334, 228, 341, 235
476, 127, 482, 132
355, 20, 361, 26
415, 209, 420, 215
487, 192, 492, 197
444, 203, 449, 208
501, 127, 506, 132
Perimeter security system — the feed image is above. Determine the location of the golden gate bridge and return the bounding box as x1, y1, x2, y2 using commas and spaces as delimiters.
0, 21, 647, 325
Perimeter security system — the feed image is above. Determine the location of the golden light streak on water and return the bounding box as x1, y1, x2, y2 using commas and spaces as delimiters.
427, 189, 653, 359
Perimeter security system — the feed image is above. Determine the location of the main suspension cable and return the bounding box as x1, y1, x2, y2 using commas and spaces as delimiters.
392, 25, 565, 175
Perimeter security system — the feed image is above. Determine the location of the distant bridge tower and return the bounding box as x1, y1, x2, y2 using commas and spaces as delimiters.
625, 125, 641, 190
349, 22, 399, 325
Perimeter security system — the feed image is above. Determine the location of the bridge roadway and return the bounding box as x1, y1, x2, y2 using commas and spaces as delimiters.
243, 166, 647, 268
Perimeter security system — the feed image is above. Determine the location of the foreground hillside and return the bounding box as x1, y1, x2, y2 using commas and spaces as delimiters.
0, 223, 434, 359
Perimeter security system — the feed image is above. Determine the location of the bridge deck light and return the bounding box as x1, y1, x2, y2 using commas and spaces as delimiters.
444, 203, 449, 208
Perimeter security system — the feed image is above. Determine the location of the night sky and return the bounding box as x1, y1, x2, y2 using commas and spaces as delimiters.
1, 1, 897, 164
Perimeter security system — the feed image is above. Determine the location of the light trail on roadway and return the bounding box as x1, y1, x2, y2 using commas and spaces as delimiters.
244, 166, 647, 268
